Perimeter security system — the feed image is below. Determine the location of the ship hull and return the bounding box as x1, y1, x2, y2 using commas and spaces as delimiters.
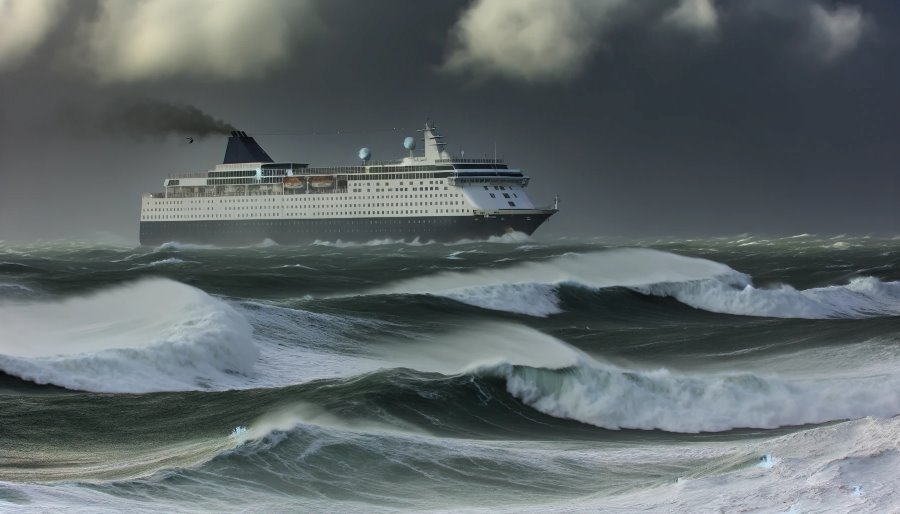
139, 211, 555, 246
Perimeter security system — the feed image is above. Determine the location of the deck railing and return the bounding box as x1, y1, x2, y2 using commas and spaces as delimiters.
151, 187, 351, 199
436, 158, 505, 164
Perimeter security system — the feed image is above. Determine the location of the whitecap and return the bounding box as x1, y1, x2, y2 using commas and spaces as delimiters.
360, 248, 738, 316
637, 275, 900, 319
128, 257, 199, 269
0, 278, 258, 393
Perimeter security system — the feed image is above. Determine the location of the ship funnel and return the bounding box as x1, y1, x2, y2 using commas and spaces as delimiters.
223, 131, 274, 164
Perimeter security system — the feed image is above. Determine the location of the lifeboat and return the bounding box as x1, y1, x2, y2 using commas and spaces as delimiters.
283, 177, 306, 189
308, 176, 335, 189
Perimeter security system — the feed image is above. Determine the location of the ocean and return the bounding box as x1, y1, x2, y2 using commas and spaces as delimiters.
0, 234, 898, 513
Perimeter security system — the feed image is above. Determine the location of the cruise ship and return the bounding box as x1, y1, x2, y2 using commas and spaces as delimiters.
139, 121, 558, 245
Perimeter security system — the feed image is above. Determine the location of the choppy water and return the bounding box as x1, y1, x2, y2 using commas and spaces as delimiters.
0, 234, 898, 512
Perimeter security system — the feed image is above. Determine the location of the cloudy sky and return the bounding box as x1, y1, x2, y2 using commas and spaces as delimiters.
0, 0, 897, 242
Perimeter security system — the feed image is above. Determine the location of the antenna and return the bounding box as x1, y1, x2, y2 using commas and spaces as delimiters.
493, 141, 497, 163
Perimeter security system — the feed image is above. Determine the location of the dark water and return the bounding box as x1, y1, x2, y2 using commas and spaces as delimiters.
1, 234, 898, 512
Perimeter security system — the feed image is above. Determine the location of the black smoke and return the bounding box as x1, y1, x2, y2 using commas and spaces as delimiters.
101, 98, 236, 138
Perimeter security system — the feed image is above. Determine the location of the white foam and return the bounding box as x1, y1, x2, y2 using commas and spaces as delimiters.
446, 249, 482, 260
591, 417, 900, 513
238, 301, 384, 386
274, 263, 317, 270
373, 322, 900, 432
494, 352, 900, 432
365, 248, 734, 315
638, 275, 900, 319
757, 454, 778, 469
359, 248, 900, 319
444, 283, 562, 316
4, 406, 899, 512
255, 238, 279, 248
311, 237, 432, 248
129, 257, 198, 269
156, 241, 219, 251
444, 231, 533, 246
0, 278, 259, 392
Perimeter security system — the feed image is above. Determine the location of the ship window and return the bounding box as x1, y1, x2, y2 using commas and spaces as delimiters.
508, 201, 516, 207
489, 193, 496, 198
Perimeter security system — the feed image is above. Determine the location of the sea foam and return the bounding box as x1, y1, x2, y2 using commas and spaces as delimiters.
636, 275, 900, 319
0, 278, 258, 393
372, 320, 900, 432
491, 354, 900, 432
365, 248, 900, 319
365, 248, 735, 317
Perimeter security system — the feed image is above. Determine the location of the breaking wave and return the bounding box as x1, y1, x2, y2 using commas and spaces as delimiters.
636, 275, 900, 319
444, 283, 562, 316
0, 278, 258, 393
365, 248, 734, 316
492, 359, 900, 432
364, 248, 900, 319
366, 322, 900, 432
441, 330, 900, 432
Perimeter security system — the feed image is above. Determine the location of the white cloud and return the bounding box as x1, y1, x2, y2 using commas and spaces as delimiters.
663, 0, 719, 38
0, 0, 65, 70
443, 0, 872, 83
807, 3, 866, 62
80, 0, 319, 82
442, 0, 629, 83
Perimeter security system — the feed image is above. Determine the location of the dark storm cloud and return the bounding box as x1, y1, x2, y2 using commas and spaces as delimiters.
0, 0, 898, 242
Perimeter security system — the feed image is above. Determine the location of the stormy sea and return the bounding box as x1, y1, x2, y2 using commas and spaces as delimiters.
1, 234, 898, 513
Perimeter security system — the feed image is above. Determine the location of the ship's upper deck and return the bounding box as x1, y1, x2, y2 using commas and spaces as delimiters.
155, 121, 529, 198
169, 157, 509, 180
170, 120, 509, 180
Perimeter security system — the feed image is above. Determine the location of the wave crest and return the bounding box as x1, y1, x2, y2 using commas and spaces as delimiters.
637, 275, 900, 319
486, 355, 900, 432
365, 248, 734, 316
0, 278, 258, 393
364, 248, 900, 319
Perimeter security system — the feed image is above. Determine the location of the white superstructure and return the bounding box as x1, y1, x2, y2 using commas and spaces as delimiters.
139, 121, 557, 245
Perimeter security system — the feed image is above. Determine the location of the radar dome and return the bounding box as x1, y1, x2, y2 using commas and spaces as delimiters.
403, 136, 416, 150
358, 147, 371, 162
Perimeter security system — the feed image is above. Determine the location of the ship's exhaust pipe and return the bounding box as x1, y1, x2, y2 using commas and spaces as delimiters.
223, 131, 274, 164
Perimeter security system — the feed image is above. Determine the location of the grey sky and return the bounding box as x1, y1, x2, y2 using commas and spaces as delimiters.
0, 0, 897, 242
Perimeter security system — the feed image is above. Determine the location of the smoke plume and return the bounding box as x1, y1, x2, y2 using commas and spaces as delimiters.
101, 99, 235, 138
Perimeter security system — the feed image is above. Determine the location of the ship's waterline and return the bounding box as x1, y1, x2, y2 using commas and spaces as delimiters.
139, 121, 557, 245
